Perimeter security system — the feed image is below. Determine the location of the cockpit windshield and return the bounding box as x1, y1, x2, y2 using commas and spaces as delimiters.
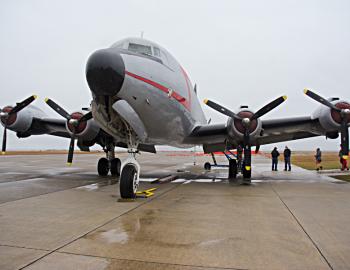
128, 43, 152, 55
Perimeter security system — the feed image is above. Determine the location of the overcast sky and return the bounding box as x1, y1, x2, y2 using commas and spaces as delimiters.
1, 0, 349, 151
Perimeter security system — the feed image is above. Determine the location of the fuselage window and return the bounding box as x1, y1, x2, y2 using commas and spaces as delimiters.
128, 43, 152, 55
153, 47, 161, 57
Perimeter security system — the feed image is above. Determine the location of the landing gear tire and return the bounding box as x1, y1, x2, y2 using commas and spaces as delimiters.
110, 158, 121, 176
204, 162, 211, 171
120, 164, 138, 199
97, 158, 109, 176
242, 162, 251, 184
228, 159, 237, 179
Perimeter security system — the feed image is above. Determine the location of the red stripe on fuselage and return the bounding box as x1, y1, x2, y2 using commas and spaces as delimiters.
180, 66, 192, 112
125, 71, 191, 111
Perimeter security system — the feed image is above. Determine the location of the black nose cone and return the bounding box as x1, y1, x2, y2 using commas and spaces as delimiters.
86, 49, 125, 96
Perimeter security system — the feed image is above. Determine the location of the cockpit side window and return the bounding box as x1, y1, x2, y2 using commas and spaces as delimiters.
153, 47, 161, 57
128, 43, 152, 55
111, 41, 125, 48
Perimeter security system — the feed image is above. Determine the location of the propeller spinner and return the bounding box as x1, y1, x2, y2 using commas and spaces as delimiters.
0, 95, 37, 154
45, 98, 93, 165
304, 88, 350, 159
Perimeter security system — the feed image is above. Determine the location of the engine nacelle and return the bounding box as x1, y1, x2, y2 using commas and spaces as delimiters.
65, 112, 100, 141
0, 105, 47, 132
227, 110, 262, 139
312, 100, 350, 131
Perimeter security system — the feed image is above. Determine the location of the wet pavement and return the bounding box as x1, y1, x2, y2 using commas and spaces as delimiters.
0, 152, 349, 269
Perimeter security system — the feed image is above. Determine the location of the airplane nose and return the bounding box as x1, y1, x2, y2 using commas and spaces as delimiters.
86, 49, 125, 96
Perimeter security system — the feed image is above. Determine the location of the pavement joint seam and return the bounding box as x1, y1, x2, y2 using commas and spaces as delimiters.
270, 183, 334, 270
0, 243, 50, 252
18, 183, 181, 270
56, 250, 248, 270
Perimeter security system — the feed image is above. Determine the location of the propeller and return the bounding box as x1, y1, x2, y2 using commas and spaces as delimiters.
45, 98, 93, 165
0, 95, 37, 154
204, 95, 287, 176
304, 88, 350, 158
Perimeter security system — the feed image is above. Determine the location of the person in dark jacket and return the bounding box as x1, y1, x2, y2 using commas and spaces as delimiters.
284, 146, 292, 171
271, 147, 280, 171
315, 148, 323, 171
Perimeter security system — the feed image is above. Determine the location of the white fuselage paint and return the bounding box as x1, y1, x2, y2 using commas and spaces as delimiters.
96, 38, 207, 148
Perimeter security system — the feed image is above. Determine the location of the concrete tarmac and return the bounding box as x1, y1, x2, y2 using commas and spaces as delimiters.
0, 152, 349, 270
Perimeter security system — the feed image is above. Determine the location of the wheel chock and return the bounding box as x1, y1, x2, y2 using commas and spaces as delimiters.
136, 188, 157, 198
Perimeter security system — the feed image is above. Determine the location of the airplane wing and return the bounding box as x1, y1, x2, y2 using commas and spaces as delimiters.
16, 117, 70, 138
10, 116, 157, 153
256, 116, 321, 145
0, 96, 156, 156
186, 116, 329, 153
191, 90, 349, 158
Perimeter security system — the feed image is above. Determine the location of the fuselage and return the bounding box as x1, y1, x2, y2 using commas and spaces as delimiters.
86, 37, 207, 147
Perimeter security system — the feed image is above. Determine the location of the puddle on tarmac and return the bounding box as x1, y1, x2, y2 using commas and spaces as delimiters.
77, 183, 99, 191
172, 178, 222, 184
88, 208, 243, 251
100, 228, 129, 244
76, 180, 118, 191
198, 238, 226, 247
139, 178, 157, 182
195, 179, 222, 183
331, 180, 348, 184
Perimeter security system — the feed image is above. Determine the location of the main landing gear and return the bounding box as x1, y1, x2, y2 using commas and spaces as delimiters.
119, 148, 140, 199
204, 150, 251, 183
97, 146, 121, 176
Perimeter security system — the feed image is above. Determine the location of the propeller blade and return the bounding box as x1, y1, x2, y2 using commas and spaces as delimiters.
67, 136, 75, 165
303, 89, 340, 111
45, 98, 71, 120
79, 111, 93, 123
204, 99, 240, 119
340, 118, 349, 158
10, 95, 37, 114
2, 127, 7, 154
251, 96, 287, 120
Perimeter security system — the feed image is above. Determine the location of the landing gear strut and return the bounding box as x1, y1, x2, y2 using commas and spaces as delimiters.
97, 146, 121, 176
204, 151, 238, 180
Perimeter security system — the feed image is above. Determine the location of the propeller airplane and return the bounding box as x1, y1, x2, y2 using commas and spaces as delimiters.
1, 37, 349, 199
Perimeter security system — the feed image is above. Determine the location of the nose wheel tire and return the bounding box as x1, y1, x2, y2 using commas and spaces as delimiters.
228, 159, 237, 179
110, 158, 121, 176
97, 158, 109, 176
120, 164, 138, 199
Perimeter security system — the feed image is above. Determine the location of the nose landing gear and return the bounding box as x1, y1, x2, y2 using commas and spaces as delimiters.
120, 148, 140, 199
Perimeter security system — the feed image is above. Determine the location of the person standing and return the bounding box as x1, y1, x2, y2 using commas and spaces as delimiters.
315, 148, 323, 171
284, 146, 291, 171
339, 146, 349, 171
271, 147, 280, 171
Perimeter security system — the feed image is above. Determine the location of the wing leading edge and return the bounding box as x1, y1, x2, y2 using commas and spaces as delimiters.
186, 116, 325, 153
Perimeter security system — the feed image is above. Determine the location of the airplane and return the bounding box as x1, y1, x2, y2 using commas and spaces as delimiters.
1, 37, 349, 199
